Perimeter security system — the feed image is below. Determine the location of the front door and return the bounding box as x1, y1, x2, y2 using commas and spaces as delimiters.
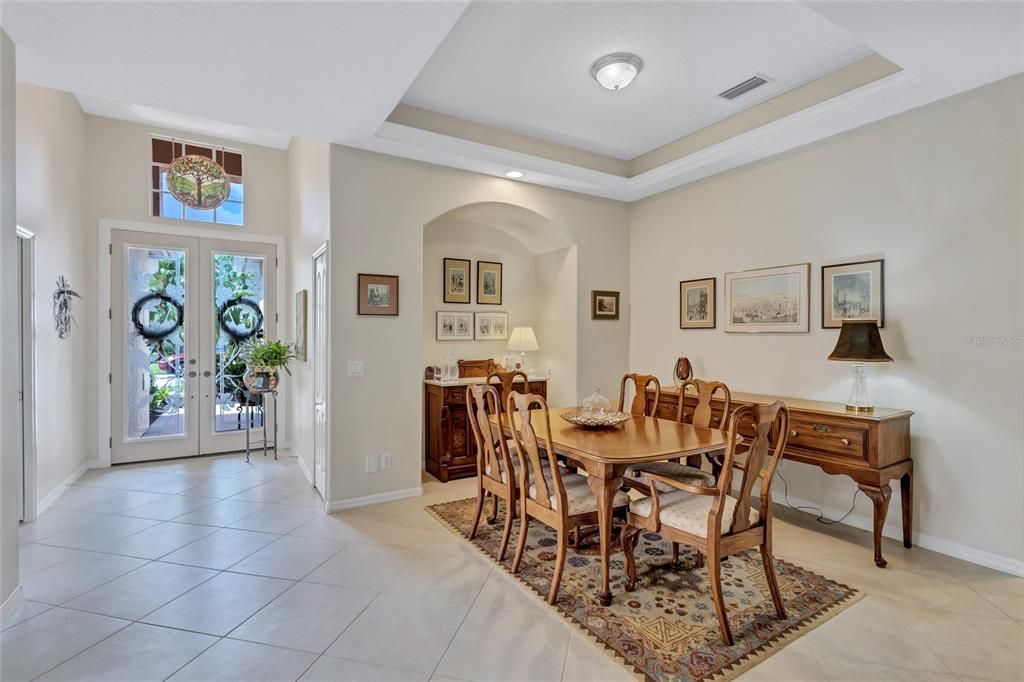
111, 229, 276, 464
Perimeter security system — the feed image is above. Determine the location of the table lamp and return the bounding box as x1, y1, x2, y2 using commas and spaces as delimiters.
506, 326, 539, 371
828, 320, 892, 412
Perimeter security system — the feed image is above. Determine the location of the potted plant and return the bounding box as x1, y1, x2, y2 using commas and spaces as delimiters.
239, 338, 297, 392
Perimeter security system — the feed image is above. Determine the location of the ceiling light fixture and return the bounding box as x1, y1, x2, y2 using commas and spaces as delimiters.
591, 53, 643, 91
505, 171, 524, 179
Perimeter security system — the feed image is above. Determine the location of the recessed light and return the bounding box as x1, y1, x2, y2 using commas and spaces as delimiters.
591, 53, 643, 91
505, 171, 524, 179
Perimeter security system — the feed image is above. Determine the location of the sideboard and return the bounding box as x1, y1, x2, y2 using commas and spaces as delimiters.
425, 376, 548, 482
649, 387, 914, 568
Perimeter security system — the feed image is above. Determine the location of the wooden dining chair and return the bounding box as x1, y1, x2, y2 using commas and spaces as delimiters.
486, 368, 530, 396
620, 401, 790, 646
507, 391, 630, 604
617, 373, 661, 416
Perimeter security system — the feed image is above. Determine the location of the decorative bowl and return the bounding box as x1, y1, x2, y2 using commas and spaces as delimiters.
561, 409, 632, 429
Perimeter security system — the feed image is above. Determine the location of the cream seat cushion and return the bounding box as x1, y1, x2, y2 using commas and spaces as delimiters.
624, 462, 715, 493
485, 449, 550, 485
629, 490, 759, 537
529, 473, 630, 516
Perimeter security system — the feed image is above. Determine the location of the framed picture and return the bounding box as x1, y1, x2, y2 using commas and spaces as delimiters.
294, 289, 307, 361
436, 311, 473, 341
443, 257, 471, 304
724, 263, 809, 333
474, 311, 509, 340
476, 261, 503, 305
357, 273, 399, 316
591, 290, 620, 320
679, 277, 716, 329
822, 259, 884, 328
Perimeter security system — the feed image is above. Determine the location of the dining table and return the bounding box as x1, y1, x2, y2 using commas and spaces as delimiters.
491, 406, 733, 606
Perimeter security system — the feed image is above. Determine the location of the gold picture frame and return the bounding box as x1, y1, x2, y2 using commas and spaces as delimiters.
443, 257, 470, 304
591, 290, 620, 320
476, 261, 503, 305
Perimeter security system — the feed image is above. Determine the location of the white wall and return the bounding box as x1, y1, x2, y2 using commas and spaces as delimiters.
535, 246, 578, 408
0, 28, 19, 605
629, 75, 1024, 572
16, 83, 91, 504
329, 147, 630, 504
286, 137, 330, 480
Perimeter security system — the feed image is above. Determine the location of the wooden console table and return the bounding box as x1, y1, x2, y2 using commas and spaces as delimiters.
649, 387, 913, 568
425, 376, 548, 482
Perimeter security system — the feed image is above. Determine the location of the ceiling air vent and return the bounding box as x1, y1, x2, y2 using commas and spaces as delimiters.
718, 74, 770, 101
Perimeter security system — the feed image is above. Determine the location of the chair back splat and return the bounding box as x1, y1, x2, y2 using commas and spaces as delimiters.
618, 373, 661, 417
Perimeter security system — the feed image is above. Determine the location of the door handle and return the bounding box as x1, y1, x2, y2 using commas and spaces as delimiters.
203, 371, 212, 377
188, 371, 197, 378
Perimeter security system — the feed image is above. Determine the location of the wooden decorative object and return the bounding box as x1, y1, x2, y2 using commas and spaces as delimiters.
680, 277, 716, 329
476, 260, 503, 305
591, 290, 620, 320
457, 358, 496, 378
621, 401, 791, 646
443, 258, 471, 304
357, 273, 399, 316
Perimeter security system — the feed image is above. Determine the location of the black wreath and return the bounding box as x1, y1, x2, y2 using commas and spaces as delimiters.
217, 296, 264, 343
131, 293, 184, 341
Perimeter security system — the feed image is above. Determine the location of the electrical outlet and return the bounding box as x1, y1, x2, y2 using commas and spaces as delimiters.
380, 453, 392, 470
347, 361, 365, 377
365, 454, 379, 473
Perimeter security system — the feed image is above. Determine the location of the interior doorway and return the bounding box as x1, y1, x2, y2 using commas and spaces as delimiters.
110, 228, 277, 464
311, 242, 329, 499
16, 227, 37, 522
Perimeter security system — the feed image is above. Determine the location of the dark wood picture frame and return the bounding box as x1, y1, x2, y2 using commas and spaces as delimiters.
357, 273, 399, 316
679, 277, 716, 329
476, 260, 503, 305
591, 290, 620, 320
821, 259, 885, 329
443, 257, 471, 304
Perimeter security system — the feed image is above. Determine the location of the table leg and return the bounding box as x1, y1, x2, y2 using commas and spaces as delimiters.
858, 483, 892, 568
586, 467, 622, 607
900, 472, 913, 548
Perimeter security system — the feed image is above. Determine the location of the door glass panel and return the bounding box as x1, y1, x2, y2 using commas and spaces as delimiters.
212, 253, 265, 433
125, 247, 187, 440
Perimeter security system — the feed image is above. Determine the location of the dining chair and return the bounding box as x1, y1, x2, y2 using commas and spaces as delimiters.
617, 373, 661, 416
486, 368, 531, 396
507, 391, 630, 604
620, 400, 791, 646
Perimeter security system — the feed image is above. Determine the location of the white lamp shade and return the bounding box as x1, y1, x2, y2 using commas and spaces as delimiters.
506, 326, 539, 352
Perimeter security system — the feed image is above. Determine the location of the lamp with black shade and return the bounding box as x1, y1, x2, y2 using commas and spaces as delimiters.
828, 320, 892, 412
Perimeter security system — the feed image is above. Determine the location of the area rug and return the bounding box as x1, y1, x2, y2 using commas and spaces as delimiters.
426, 497, 860, 682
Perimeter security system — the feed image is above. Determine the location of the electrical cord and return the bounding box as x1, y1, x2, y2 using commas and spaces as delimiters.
776, 464, 860, 526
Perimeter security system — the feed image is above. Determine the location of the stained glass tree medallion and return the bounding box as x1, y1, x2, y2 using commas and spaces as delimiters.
166, 155, 230, 209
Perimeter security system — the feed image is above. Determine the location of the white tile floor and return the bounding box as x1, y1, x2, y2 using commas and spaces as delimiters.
3, 451, 1022, 682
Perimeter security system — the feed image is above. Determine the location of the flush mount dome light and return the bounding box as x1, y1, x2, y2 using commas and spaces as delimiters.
591, 53, 643, 90
505, 171, 524, 179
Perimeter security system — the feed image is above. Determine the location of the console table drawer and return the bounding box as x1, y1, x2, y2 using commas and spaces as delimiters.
787, 419, 868, 460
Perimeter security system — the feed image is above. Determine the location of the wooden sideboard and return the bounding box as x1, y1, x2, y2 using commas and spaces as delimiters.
649, 387, 913, 568
425, 377, 548, 482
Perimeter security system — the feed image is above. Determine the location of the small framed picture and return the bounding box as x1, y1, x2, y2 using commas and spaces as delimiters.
475, 311, 509, 340
443, 257, 470, 304
680, 278, 715, 329
591, 290, 620, 320
476, 261, 503, 305
294, 289, 307, 361
357, 273, 399, 316
436, 311, 473, 341
724, 263, 809, 333
822, 259, 884, 328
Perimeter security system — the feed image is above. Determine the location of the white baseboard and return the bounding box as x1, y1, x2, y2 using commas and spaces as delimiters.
0, 586, 23, 617
294, 450, 313, 485
37, 462, 92, 515
772, 489, 1024, 577
327, 486, 423, 513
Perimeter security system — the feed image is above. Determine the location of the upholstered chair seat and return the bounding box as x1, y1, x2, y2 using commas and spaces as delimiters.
629, 490, 759, 538
624, 462, 714, 492
528, 473, 630, 516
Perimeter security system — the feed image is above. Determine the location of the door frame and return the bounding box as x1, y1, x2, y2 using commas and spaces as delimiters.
16, 225, 37, 522
311, 241, 331, 507
97, 218, 286, 468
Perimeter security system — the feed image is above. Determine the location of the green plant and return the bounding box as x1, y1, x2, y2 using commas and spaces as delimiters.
240, 338, 297, 375
150, 383, 172, 411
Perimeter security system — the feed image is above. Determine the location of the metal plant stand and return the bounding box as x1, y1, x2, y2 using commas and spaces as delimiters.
244, 388, 278, 463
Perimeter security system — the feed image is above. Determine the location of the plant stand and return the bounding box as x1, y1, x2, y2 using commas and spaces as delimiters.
244, 388, 278, 463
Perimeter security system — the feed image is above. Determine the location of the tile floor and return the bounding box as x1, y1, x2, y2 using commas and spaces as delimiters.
2, 452, 1022, 682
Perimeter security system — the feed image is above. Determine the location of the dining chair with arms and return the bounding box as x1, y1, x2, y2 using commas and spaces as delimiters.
620, 400, 791, 646
507, 391, 631, 604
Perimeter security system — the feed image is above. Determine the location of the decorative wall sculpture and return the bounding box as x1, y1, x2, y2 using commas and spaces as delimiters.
52, 275, 81, 339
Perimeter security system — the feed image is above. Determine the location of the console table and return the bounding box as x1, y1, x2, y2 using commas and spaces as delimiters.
425, 376, 548, 482
649, 387, 913, 568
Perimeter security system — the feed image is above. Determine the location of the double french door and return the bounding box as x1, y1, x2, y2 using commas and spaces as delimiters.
111, 229, 277, 464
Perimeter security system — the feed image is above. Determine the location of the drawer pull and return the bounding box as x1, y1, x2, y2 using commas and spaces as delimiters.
840, 438, 851, 446
812, 423, 831, 433
790, 430, 799, 438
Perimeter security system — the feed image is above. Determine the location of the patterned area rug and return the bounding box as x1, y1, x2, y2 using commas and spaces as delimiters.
426, 497, 860, 682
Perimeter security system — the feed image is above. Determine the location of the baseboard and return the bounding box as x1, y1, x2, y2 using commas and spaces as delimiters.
771, 489, 1024, 577
327, 485, 423, 513
294, 450, 313, 485
37, 462, 91, 515
0, 586, 23, 617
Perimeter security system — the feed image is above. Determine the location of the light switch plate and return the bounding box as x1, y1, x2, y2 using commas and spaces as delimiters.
380, 453, 392, 470
365, 454, 379, 473
347, 361, 365, 377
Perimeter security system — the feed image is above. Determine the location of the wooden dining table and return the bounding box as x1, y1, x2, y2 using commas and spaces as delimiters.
491, 406, 733, 606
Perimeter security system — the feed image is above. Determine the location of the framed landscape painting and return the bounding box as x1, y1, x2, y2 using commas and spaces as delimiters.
436, 311, 473, 341
357, 273, 399, 316
443, 257, 471, 304
474, 311, 508, 340
822, 259, 884, 328
724, 263, 809, 333
591, 290, 620, 320
680, 277, 715, 329
477, 261, 503, 305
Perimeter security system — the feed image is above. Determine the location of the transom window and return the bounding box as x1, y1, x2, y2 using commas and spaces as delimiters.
151, 137, 244, 226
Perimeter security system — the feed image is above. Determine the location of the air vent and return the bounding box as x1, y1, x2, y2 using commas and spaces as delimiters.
718, 75, 770, 101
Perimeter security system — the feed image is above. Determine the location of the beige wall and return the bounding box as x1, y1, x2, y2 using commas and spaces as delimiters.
1, 28, 19, 605
628, 75, 1024, 572
16, 83, 91, 505
329, 147, 630, 503
286, 137, 330, 480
